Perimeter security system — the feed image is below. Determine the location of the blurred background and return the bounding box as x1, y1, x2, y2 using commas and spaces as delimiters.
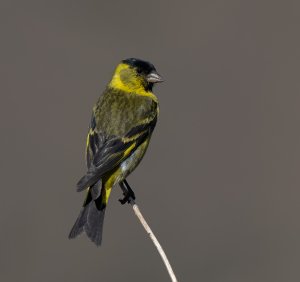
1, 1, 300, 281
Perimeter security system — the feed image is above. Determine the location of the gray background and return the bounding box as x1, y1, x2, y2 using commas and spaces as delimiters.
1, 1, 300, 281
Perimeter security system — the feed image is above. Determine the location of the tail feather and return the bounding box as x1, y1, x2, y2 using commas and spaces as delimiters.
68, 205, 89, 239
84, 203, 106, 246
68, 199, 106, 246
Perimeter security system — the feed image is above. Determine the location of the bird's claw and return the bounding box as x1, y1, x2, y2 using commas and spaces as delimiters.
118, 189, 136, 205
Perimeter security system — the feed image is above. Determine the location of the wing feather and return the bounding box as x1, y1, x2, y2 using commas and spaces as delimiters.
77, 115, 157, 192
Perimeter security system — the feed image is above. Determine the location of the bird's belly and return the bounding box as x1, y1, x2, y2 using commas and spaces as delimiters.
118, 139, 150, 182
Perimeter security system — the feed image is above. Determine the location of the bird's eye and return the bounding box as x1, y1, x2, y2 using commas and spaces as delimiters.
136, 69, 142, 75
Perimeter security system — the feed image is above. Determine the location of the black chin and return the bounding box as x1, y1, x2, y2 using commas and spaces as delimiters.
145, 82, 153, 92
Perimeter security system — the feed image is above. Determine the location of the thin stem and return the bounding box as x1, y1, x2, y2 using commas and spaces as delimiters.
120, 183, 178, 282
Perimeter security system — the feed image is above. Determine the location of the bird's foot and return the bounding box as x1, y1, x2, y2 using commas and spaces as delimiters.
119, 181, 136, 205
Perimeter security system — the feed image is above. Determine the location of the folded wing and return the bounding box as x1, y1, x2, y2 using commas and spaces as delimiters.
77, 116, 157, 192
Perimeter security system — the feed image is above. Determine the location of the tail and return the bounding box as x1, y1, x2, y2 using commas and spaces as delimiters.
69, 188, 106, 246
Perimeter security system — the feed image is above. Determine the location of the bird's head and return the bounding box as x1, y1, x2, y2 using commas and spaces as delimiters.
109, 58, 163, 93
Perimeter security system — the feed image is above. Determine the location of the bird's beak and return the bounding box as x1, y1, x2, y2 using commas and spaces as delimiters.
146, 71, 164, 83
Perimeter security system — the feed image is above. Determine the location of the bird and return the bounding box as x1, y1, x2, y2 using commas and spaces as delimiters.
69, 58, 163, 246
